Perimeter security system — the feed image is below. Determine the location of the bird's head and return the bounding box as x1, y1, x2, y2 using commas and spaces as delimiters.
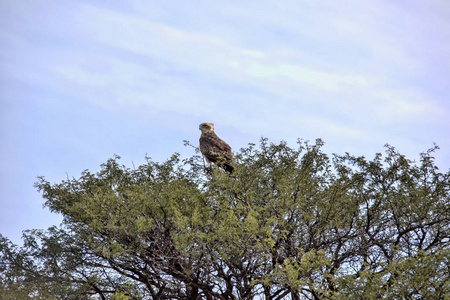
199, 122, 214, 133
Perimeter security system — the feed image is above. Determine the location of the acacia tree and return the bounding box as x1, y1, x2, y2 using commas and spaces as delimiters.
1, 139, 449, 299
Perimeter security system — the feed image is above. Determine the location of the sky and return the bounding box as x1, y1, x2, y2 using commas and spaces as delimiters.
1, 0, 449, 245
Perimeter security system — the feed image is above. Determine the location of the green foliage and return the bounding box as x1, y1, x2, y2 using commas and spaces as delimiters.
1, 139, 449, 299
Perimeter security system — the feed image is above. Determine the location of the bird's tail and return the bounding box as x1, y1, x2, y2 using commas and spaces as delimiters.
224, 163, 234, 174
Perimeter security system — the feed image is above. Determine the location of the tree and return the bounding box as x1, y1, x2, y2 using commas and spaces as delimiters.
1, 139, 449, 299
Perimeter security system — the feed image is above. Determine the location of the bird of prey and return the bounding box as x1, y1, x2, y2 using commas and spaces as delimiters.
199, 122, 234, 173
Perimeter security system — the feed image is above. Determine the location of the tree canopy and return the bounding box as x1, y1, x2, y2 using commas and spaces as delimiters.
1, 139, 449, 299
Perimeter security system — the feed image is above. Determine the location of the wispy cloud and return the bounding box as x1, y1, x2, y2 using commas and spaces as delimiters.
2, 0, 448, 145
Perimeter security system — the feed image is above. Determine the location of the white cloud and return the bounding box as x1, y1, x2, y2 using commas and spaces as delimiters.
6, 0, 447, 146
370, 88, 442, 123
53, 65, 111, 87
245, 62, 369, 91
72, 4, 371, 93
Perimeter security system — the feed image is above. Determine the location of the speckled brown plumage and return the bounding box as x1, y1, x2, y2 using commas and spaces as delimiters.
199, 123, 234, 173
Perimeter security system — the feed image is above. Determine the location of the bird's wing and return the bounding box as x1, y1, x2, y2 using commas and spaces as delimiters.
200, 132, 232, 162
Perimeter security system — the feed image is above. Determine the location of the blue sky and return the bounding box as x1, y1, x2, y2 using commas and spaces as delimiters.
1, 0, 449, 245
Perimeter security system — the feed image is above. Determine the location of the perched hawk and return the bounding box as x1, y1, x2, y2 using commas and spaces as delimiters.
199, 122, 234, 173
